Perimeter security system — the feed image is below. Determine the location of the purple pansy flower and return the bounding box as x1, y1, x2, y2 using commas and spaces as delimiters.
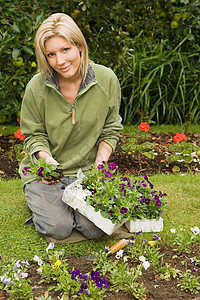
152, 234, 160, 240
79, 274, 89, 280
71, 269, 81, 281
78, 282, 89, 296
120, 207, 128, 214
140, 197, 145, 204
97, 164, 104, 169
105, 171, 113, 178
156, 200, 162, 207
121, 176, 130, 182
22, 167, 31, 175
108, 162, 117, 170
145, 198, 151, 205
91, 270, 100, 280
121, 189, 126, 197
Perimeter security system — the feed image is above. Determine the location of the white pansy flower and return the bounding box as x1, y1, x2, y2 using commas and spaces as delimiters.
33, 255, 43, 266
139, 255, 150, 270
143, 260, 150, 270
115, 249, 123, 259
14, 260, 21, 270
14, 270, 28, 280
46, 242, 54, 253
190, 227, 200, 235
36, 268, 42, 274
139, 255, 146, 262
170, 229, 176, 234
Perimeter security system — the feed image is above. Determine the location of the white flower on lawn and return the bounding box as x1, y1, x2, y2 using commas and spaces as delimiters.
170, 229, 176, 234
14, 260, 21, 270
14, 270, 28, 280
0, 274, 12, 285
139, 255, 146, 262
33, 255, 39, 261
115, 249, 123, 259
21, 260, 30, 266
139, 255, 150, 270
46, 242, 55, 253
33, 255, 43, 266
143, 260, 150, 270
190, 227, 200, 235
36, 268, 42, 274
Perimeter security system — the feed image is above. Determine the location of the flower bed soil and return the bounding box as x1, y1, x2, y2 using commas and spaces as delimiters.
1, 132, 200, 179
1, 132, 200, 299
2, 244, 200, 300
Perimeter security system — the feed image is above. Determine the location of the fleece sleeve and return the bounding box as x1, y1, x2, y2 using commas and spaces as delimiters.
97, 71, 123, 151
20, 81, 52, 162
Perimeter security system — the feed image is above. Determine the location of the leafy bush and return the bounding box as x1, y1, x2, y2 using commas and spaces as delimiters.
0, 0, 200, 124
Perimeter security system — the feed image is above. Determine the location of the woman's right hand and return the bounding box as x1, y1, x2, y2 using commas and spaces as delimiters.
36, 151, 63, 185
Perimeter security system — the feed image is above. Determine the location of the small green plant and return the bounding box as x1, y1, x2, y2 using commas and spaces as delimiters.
22, 158, 63, 182
153, 258, 181, 280
177, 270, 200, 294
109, 263, 146, 299
121, 122, 155, 171
93, 248, 146, 299
0, 260, 33, 300
9, 144, 27, 165
34, 244, 108, 299
168, 227, 193, 254
166, 132, 200, 172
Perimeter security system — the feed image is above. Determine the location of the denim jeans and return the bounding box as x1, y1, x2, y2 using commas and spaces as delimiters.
24, 177, 104, 240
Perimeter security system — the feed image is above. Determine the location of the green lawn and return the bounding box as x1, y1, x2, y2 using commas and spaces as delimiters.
1, 173, 200, 265
1, 124, 200, 265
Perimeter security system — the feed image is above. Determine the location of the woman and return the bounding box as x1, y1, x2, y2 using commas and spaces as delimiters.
19, 13, 123, 240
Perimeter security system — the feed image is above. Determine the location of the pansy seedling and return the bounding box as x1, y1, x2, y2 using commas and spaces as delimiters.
46, 242, 55, 253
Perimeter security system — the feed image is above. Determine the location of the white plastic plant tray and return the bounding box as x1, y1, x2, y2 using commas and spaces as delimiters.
62, 180, 127, 235
125, 217, 163, 233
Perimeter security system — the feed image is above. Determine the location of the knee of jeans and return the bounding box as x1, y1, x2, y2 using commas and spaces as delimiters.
34, 216, 74, 240
78, 221, 104, 239
51, 218, 75, 240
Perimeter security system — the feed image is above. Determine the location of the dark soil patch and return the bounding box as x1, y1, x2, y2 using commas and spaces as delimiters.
19, 244, 200, 299
1, 132, 200, 299
1, 132, 200, 179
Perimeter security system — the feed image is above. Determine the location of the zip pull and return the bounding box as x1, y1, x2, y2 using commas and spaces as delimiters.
72, 107, 75, 125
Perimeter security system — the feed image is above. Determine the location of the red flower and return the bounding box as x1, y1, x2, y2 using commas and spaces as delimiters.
173, 132, 187, 143
17, 118, 20, 124
138, 122, 149, 132
14, 129, 25, 141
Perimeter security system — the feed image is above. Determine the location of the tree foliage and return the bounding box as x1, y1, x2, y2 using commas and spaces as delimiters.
0, 0, 200, 124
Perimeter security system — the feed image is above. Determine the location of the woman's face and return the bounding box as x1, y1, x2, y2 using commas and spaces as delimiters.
44, 36, 82, 81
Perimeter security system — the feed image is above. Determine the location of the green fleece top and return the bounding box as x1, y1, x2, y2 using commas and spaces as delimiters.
19, 63, 123, 187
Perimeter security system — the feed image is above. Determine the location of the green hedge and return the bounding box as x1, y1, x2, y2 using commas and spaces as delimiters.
0, 0, 200, 124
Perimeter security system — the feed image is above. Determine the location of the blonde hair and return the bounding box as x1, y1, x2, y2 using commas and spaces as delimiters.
35, 13, 89, 80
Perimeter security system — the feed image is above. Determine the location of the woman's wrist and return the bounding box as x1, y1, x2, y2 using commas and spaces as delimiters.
36, 151, 59, 166
95, 141, 112, 165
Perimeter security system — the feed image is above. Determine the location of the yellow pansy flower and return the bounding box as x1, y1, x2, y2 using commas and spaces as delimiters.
148, 241, 156, 247
52, 260, 61, 269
